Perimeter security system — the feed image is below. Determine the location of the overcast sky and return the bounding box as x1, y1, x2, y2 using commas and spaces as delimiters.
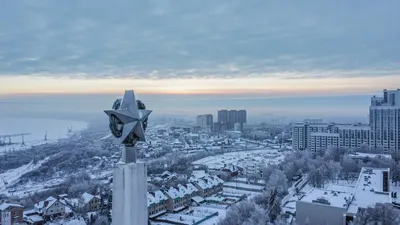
0, 0, 399, 96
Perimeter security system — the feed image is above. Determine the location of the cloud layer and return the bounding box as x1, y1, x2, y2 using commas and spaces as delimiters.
1, 0, 400, 79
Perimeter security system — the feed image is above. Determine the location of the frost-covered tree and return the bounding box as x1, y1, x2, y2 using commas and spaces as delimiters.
219, 200, 269, 225
391, 162, 400, 186
308, 165, 325, 188
341, 155, 359, 180
266, 169, 288, 196
93, 215, 110, 225
242, 204, 270, 225
352, 203, 400, 225
268, 195, 282, 222
324, 147, 347, 162
282, 161, 297, 182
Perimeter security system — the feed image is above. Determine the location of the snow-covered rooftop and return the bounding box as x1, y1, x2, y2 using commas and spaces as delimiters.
300, 188, 353, 208
0, 203, 23, 211
166, 187, 184, 199
348, 152, 391, 160
81, 192, 99, 204
148, 190, 168, 207
347, 167, 391, 214
184, 183, 198, 195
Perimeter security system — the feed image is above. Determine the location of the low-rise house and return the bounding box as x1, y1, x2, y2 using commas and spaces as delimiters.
34, 196, 66, 220
192, 178, 213, 198
192, 176, 224, 198
184, 183, 199, 198
164, 187, 186, 212
0, 203, 24, 225
80, 192, 102, 212
147, 190, 168, 218
176, 184, 191, 206
23, 209, 44, 225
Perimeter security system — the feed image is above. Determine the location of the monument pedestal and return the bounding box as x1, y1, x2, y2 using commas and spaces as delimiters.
112, 162, 148, 225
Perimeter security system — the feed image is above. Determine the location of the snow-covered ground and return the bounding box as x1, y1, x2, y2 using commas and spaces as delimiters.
0, 157, 51, 195
0, 117, 88, 154
46, 218, 86, 225
192, 149, 289, 170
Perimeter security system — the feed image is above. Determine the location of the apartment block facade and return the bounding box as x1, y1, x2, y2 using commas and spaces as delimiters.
293, 89, 400, 153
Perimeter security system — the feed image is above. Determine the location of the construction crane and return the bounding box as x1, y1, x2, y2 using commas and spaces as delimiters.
0, 133, 31, 145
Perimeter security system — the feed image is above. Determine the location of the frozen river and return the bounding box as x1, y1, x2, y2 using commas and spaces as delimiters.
0, 117, 88, 153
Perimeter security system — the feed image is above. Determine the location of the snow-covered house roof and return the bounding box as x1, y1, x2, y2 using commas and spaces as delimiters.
0, 203, 23, 211
147, 190, 168, 207
165, 187, 184, 199
24, 214, 44, 223
176, 184, 190, 196
34, 196, 63, 213
193, 178, 212, 190
208, 176, 224, 185
81, 192, 100, 204
184, 183, 198, 195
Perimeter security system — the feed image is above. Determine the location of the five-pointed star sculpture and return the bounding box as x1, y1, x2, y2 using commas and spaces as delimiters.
104, 90, 152, 145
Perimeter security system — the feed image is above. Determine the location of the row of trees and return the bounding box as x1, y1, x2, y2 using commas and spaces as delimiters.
219, 190, 286, 225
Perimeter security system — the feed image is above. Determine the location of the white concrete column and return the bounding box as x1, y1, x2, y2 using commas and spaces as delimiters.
112, 162, 148, 225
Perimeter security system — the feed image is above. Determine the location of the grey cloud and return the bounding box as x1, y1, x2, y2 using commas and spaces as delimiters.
0, 0, 399, 79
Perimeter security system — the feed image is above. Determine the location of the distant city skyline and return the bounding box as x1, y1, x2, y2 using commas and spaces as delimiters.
0, 93, 373, 124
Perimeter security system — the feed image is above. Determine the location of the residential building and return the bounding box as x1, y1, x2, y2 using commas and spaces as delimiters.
309, 132, 339, 153
238, 110, 247, 124
292, 120, 332, 151
184, 183, 199, 198
293, 89, 400, 153
293, 121, 371, 152
23, 209, 44, 225
80, 192, 102, 212
228, 110, 238, 129
370, 89, 400, 153
164, 187, 186, 212
296, 167, 391, 225
337, 124, 370, 150
192, 176, 223, 198
147, 190, 168, 217
0, 203, 24, 225
196, 114, 213, 130
34, 196, 66, 220
218, 110, 228, 123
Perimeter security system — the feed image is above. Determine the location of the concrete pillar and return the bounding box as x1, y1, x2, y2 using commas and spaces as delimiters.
112, 161, 148, 225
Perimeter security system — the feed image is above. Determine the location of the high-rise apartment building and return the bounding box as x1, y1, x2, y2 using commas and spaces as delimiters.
228, 110, 238, 129
370, 89, 400, 153
293, 89, 400, 153
217, 109, 247, 131
196, 114, 213, 130
238, 110, 247, 123
217, 110, 228, 123
293, 121, 370, 152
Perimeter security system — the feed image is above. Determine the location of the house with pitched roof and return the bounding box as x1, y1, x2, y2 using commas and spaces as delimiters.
147, 190, 168, 218
192, 176, 224, 198
80, 192, 101, 212
164, 187, 186, 212
34, 196, 65, 220
0, 203, 24, 225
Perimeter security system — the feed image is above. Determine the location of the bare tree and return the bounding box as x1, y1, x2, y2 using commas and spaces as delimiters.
352, 203, 400, 225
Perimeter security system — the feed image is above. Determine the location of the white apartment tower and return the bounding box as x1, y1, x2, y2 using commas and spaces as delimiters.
370, 89, 400, 153
196, 114, 213, 130
293, 89, 400, 153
